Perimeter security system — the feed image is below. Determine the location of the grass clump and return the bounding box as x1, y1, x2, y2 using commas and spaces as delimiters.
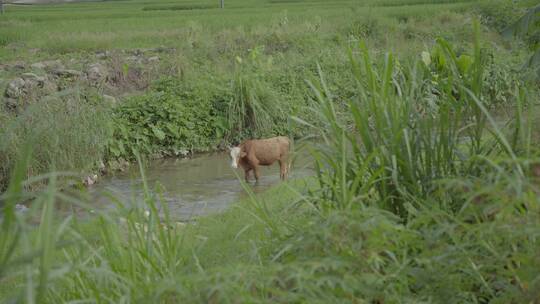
301, 23, 532, 216
0, 92, 111, 190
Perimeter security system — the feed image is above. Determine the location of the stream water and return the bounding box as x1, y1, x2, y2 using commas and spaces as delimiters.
85, 151, 313, 221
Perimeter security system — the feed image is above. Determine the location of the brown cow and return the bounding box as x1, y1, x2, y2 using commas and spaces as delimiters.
229, 136, 291, 183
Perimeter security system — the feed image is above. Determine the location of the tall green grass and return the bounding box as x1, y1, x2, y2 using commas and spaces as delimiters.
299, 22, 534, 217
0, 91, 111, 190
227, 49, 291, 140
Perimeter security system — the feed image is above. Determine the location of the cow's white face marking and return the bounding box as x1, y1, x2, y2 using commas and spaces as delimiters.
229, 147, 241, 169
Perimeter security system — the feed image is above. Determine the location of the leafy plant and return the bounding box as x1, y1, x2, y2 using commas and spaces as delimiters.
108, 79, 226, 159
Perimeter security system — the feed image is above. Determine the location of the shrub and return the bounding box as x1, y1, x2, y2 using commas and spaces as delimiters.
107, 78, 229, 159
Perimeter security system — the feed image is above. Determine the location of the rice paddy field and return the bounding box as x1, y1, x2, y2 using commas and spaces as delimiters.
1, 0, 540, 303
0, 0, 533, 59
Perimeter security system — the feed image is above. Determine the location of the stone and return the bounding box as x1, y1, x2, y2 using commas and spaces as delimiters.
31, 60, 63, 70
52, 69, 82, 78
97, 160, 107, 174
96, 51, 110, 59
21, 72, 39, 80
83, 174, 98, 186
125, 55, 140, 62
12, 62, 26, 70
148, 56, 160, 62
30, 62, 46, 69
21, 72, 46, 84
5, 78, 25, 98
86, 63, 107, 84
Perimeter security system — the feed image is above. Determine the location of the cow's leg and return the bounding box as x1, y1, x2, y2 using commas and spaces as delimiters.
279, 160, 287, 180
253, 166, 261, 184
244, 168, 252, 182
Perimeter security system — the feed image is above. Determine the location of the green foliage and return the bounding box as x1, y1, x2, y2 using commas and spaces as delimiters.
281, 195, 540, 302
108, 78, 228, 159
108, 50, 311, 160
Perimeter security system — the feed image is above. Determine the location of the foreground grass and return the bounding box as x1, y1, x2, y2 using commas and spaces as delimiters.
0, 173, 317, 302
2, 167, 540, 302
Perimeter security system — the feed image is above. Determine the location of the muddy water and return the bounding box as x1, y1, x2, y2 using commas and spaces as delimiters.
87, 152, 313, 221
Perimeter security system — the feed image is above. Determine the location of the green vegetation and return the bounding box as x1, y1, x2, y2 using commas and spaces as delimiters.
0, 92, 111, 189
1, 0, 540, 302
2, 0, 535, 189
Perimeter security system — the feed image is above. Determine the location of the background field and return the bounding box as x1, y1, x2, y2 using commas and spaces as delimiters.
1, 0, 535, 59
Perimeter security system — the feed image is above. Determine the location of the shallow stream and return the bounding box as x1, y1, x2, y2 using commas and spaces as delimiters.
86, 151, 313, 221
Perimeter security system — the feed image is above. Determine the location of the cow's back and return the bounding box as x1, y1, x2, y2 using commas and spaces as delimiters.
242, 136, 290, 165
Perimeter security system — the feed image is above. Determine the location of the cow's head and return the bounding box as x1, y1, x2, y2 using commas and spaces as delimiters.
229, 146, 246, 169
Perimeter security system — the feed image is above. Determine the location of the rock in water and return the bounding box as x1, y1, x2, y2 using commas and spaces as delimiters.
15, 204, 29, 213
83, 174, 98, 186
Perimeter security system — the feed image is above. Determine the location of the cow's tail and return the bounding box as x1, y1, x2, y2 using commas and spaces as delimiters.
288, 137, 294, 174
